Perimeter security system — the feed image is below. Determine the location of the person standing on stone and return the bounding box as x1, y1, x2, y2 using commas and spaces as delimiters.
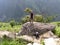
24, 8, 34, 23
30, 12, 34, 23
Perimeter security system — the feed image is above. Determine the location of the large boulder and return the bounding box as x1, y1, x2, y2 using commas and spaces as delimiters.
18, 22, 55, 36
17, 31, 57, 43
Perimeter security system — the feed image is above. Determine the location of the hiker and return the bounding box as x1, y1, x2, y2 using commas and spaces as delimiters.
33, 32, 39, 39
30, 12, 34, 23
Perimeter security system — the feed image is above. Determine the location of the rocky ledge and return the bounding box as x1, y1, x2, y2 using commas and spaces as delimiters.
18, 22, 55, 36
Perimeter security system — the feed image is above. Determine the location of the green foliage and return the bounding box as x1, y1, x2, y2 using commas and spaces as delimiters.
21, 15, 44, 24
24, 8, 32, 13
43, 16, 55, 23
0, 35, 32, 45
41, 39, 45, 45
51, 21, 60, 37
0, 22, 22, 32
54, 26, 60, 37
57, 23, 60, 27
21, 15, 30, 24
9, 20, 16, 27
34, 15, 43, 22
21, 15, 55, 24
0, 37, 29, 45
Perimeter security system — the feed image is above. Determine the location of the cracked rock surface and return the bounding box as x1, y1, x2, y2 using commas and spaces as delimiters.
18, 22, 55, 36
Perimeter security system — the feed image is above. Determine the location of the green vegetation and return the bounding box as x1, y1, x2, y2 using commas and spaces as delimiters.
51, 21, 60, 37
0, 15, 60, 45
0, 22, 22, 32
9, 20, 16, 27
0, 15, 59, 37
24, 8, 32, 13
0, 36, 29, 45
21, 15, 55, 23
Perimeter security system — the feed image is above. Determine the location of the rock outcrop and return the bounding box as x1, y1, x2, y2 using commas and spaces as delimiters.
44, 38, 60, 45
0, 31, 16, 38
18, 22, 55, 36
17, 22, 56, 43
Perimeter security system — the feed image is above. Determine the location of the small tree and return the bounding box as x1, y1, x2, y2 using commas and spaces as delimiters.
21, 15, 55, 24
21, 15, 30, 24
21, 15, 44, 24
24, 8, 34, 23
9, 20, 16, 27
24, 8, 32, 13
34, 15, 43, 22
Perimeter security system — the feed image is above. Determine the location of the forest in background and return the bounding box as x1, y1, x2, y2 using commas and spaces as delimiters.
0, 0, 60, 21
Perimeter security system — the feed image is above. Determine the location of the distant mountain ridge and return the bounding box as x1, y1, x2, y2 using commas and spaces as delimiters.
0, 0, 60, 21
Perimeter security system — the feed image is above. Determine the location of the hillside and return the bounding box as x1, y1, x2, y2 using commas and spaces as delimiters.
0, 0, 60, 21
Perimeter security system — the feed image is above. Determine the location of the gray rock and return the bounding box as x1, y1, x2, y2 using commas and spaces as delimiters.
18, 22, 55, 36
0, 31, 16, 38
44, 38, 60, 45
17, 31, 56, 43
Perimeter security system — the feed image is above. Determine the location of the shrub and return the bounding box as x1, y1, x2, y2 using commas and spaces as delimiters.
21, 15, 30, 24
57, 23, 60, 27
9, 20, 16, 27
0, 37, 30, 45
52, 22, 60, 37
21, 15, 44, 23
34, 15, 43, 22
21, 15, 55, 24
